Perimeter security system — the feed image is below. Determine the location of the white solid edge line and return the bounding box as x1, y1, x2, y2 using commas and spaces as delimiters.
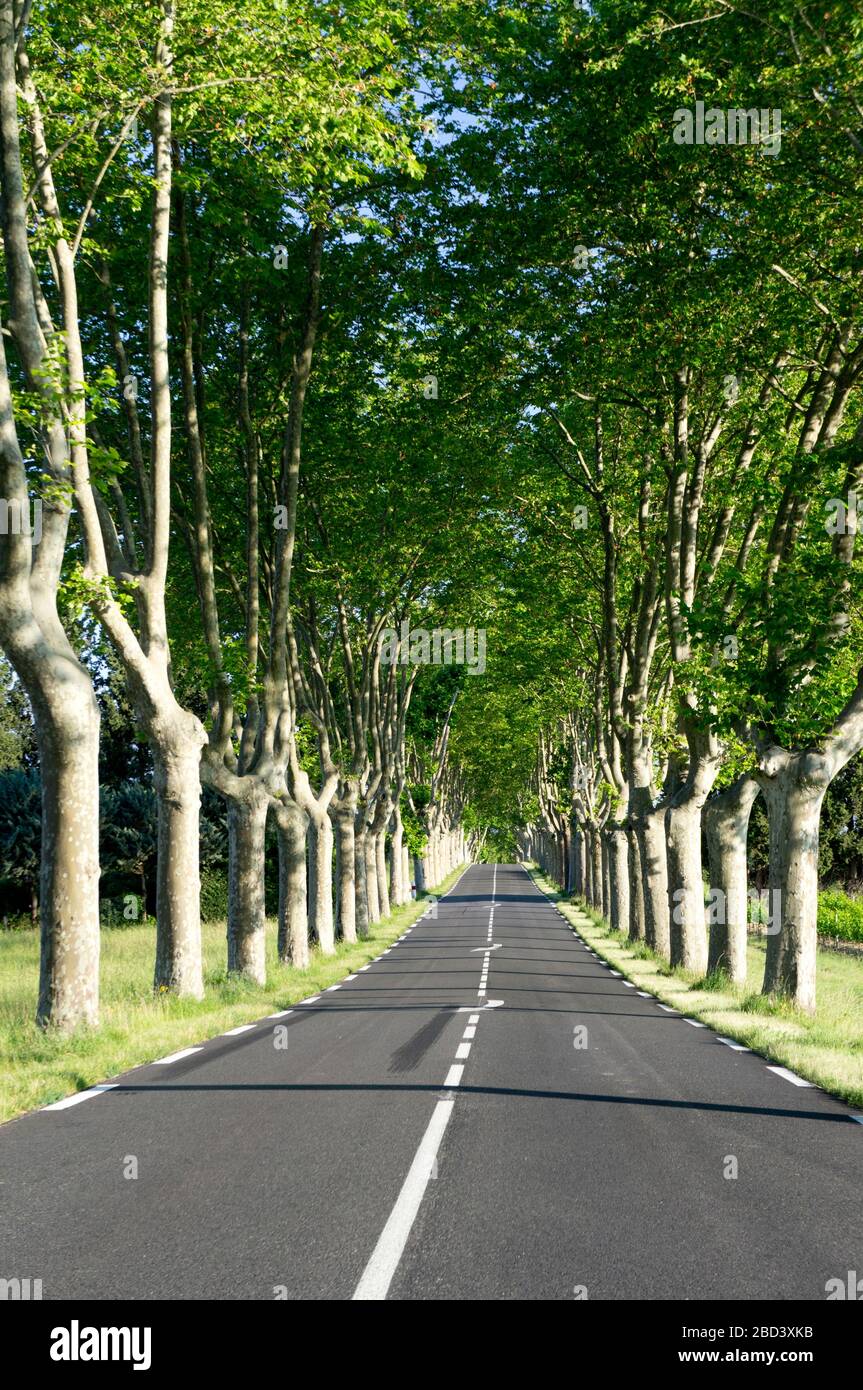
223, 1024, 256, 1036
352, 1096, 456, 1301
154, 1047, 204, 1065
43, 1084, 118, 1111
767, 1065, 814, 1086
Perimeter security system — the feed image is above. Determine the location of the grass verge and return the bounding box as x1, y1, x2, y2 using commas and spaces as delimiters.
0, 865, 467, 1125
526, 864, 863, 1112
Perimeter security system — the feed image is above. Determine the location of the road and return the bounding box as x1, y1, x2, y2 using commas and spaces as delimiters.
1, 862, 861, 1301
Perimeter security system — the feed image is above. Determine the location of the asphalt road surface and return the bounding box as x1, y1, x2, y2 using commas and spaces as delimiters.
2, 863, 861, 1301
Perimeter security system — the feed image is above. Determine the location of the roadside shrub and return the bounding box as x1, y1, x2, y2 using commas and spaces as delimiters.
200, 869, 228, 922
100, 895, 153, 928
817, 888, 863, 944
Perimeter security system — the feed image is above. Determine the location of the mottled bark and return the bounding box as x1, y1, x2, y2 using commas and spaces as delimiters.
758, 751, 828, 1013
573, 828, 585, 897
276, 798, 308, 967
413, 850, 426, 895
389, 803, 405, 907
308, 813, 335, 954
375, 830, 390, 919
36, 686, 102, 1029
590, 828, 602, 912
153, 720, 206, 996
354, 812, 370, 938
226, 786, 269, 985
666, 731, 721, 975
365, 825, 380, 923
401, 843, 410, 900
639, 802, 670, 958
705, 774, 759, 982
607, 823, 630, 935
332, 804, 357, 943
666, 799, 708, 974
0, 9, 103, 1030
626, 822, 645, 941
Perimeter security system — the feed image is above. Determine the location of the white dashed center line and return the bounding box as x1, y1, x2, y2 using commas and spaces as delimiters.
353, 863, 493, 1301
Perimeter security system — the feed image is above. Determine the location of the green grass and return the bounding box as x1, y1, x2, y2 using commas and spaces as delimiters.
0, 866, 467, 1125
527, 865, 863, 1112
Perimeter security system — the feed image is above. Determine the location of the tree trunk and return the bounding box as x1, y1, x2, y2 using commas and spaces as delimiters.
639, 802, 670, 958
276, 798, 308, 967
666, 730, 721, 975
226, 786, 269, 985
574, 828, 585, 896
151, 724, 206, 996
36, 690, 102, 1030
626, 822, 645, 941
423, 840, 434, 891
427, 829, 439, 889
332, 807, 357, 943
413, 850, 426, 895
566, 822, 576, 893
666, 798, 708, 974
758, 750, 828, 1013
705, 774, 760, 983
308, 813, 335, 954
390, 803, 405, 907
365, 825, 380, 923
607, 823, 630, 934
590, 828, 602, 912
582, 830, 592, 903
376, 830, 390, 919
353, 812, 370, 939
